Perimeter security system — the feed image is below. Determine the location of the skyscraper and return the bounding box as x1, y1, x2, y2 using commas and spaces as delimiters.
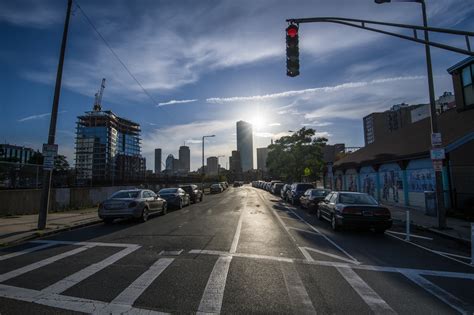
178, 145, 190, 173
256, 147, 269, 171
154, 148, 162, 174
206, 156, 218, 175
165, 154, 175, 171
236, 120, 253, 171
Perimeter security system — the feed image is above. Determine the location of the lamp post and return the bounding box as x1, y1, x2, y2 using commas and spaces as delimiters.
375, 0, 446, 229
201, 135, 215, 180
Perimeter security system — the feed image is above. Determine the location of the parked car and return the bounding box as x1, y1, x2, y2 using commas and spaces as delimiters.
271, 183, 285, 195
219, 182, 228, 190
98, 189, 167, 224
299, 188, 331, 211
287, 183, 315, 205
180, 184, 203, 203
210, 183, 224, 193
281, 184, 290, 200
158, 187, 190, 209
233, 181, 243, 187
317, 191, 392, 233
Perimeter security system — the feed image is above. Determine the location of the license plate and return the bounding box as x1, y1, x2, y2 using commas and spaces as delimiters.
363, 210, 373, 216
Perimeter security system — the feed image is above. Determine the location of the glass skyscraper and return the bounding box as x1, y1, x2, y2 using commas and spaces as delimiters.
236, 120, 253, 171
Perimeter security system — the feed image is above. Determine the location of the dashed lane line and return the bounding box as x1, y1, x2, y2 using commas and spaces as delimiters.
337, 267, 397, 314
0, 245, 94, 283
42, 244, 141, 294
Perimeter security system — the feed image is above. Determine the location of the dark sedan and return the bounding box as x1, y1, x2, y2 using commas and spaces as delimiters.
299, 188, 331, 211
158, 188, 190, 209
180, 184, 203, 203
287, 183, 315, 205
317, 191, 392, 233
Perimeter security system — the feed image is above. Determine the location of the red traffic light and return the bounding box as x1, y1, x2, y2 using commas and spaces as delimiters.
286, 24, 298, 38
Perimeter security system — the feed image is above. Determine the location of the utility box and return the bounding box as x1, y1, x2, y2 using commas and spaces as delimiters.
424, 191, 437, 217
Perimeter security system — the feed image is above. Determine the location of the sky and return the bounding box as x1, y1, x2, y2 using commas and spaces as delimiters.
1, 0, 473, 171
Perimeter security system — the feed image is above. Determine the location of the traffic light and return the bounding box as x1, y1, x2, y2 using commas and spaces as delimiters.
286, 24, 299, 77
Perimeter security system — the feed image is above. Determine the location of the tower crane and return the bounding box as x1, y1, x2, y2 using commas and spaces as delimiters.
93, 78, 106, 111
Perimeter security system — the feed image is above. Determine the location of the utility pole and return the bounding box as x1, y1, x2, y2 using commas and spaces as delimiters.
38, 0, 72, 230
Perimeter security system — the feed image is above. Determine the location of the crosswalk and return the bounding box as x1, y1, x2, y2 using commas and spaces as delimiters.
1, 240, 473, 314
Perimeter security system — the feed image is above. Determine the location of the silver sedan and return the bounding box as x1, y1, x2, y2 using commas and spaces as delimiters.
98, 189, 167, 224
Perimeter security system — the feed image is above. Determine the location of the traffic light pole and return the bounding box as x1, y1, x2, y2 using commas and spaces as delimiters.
38, 0, 72, 230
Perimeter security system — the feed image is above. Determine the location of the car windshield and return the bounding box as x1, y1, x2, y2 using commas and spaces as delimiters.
159, 188, 177, 194
339, 193, 378, 205
296, 184, 314, 191
181, 186, 192, 192
111, 191, 140, 199
311, 190, 329, 197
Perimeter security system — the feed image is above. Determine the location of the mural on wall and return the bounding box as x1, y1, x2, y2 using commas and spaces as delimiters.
335, 174, 343, 191
362, 173, 377, 197
380, 170, 403, 203
408, 169, 435, 192
346, 174, 358, 192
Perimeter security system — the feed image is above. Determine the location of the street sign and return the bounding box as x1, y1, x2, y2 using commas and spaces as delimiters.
431, 133, 442, 147
432, 159, 443, 172
430, 148, 445, 160
42, 144, 58, 171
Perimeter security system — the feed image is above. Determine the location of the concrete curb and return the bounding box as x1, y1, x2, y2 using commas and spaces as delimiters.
0, 218, 103, 248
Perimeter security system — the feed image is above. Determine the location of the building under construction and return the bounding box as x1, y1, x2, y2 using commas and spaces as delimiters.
75, 79, 145, 183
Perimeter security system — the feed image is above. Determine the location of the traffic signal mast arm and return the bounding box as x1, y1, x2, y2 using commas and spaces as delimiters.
286, 17, 473, 56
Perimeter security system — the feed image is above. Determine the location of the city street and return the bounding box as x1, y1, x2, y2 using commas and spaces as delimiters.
0, 186, 473, 314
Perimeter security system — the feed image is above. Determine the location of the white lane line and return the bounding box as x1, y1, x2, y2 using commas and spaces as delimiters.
337, 267, 397, 314
288, 227, 321, 236
386, 233, 474, 268
403, 272, 473, 314
432, 250, 471, 260
230, 200, 246, 254
197, 255, 232, 314
0, 243, 56, 261
31, 240, 138, 248
299, 247, 315, 262
42, 245, 141, 294
0, 245, 93, 283
0, 284, 167, 314
190, 249, 474, 280
111, 258, 174, 306
284, 205, 360, 264
280, 263, 316, 314
303, 246, 361, 265
385, 230, 433, 240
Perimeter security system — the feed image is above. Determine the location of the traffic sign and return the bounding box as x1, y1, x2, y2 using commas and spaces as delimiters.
431, 133, 442, 147
430, 148, 445, 160
42, 144, 58, 171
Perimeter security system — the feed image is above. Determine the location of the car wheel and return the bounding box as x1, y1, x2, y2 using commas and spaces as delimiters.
179, 199, 183, 209
331, 215, 339, 231
316, 208, 323, 221
161, 203, 167, 215
140, 207, 149, 223
103, 218, 114, 224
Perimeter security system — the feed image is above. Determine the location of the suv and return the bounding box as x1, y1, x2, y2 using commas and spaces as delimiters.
180, 184, 203, 203
287, 183, 315, 205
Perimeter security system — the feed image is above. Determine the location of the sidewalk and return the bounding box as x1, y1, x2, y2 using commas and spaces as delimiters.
0, 208, 101, 246
387, 204, 472, 244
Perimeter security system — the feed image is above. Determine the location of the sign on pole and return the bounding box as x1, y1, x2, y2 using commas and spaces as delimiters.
430, 148, 445, 160
42, 144, 58, 171
432, 159, 443, 172
431, 133, 442, 147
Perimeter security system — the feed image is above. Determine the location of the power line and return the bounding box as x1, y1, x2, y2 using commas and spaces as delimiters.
73, 1, 169, 117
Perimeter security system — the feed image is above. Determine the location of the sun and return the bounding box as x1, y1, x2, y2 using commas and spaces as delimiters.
249, 115, 267, 131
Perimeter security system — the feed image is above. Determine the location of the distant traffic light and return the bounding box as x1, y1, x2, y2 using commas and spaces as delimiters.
286, 24, 299, 77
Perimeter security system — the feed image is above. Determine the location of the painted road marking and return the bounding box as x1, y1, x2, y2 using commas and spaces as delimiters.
280, 262, 316, 314
197, 255, 232, 314
288, 226, 321, 236
301, 246, 361, 264
159, 249, 183, 256
386, 230, 433, 240
404, 271, 474, 314
0, 243, 57, 261
111, 258, 174, 307
337, 267, 397, 314
31, 240, 138, 248
0, 245, 93, 283
42, 245, 141, 294
0, 283, 168, 314
230, 196, 246, 254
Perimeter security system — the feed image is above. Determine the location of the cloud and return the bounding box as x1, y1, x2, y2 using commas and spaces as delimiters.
268, 123, 281, 127
18, 110, 67, 122
157, 99, 197, 106
0, 0, 62, 28
206, 76, 425, 104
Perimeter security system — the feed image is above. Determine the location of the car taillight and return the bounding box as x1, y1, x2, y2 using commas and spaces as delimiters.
342, 207, 362, 215
129, 201, 138, 208
374, 208, 391, 216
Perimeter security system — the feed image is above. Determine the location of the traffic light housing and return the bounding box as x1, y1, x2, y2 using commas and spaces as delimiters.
286, 24, 299, 77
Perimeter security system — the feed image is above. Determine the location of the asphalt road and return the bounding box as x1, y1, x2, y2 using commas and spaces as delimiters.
1, 185, 473, 314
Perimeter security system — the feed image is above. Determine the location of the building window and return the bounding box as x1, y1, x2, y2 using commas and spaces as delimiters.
462, 64, 474, 107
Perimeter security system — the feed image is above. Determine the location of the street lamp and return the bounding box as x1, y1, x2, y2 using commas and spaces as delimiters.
202, 135, 215, 177
375, 0, 446, 228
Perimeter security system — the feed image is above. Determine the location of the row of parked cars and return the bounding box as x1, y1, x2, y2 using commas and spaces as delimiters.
210, 181, 229, 193
252, 180, 392, 233
98, 184, 204, 224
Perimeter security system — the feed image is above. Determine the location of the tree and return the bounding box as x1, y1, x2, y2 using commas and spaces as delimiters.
266, 127, 327, 182
28, 151, 44, 165
54, 155, 70, 171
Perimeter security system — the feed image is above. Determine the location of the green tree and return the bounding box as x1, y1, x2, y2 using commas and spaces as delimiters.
54, 155, 70, 171
266, 127, 327, 182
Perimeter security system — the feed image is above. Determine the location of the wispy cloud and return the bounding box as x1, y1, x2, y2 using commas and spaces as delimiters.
268, 123, 281, 127
18, 110, 67, 122
206, 76, 425, 104
157, 99, 197, 106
